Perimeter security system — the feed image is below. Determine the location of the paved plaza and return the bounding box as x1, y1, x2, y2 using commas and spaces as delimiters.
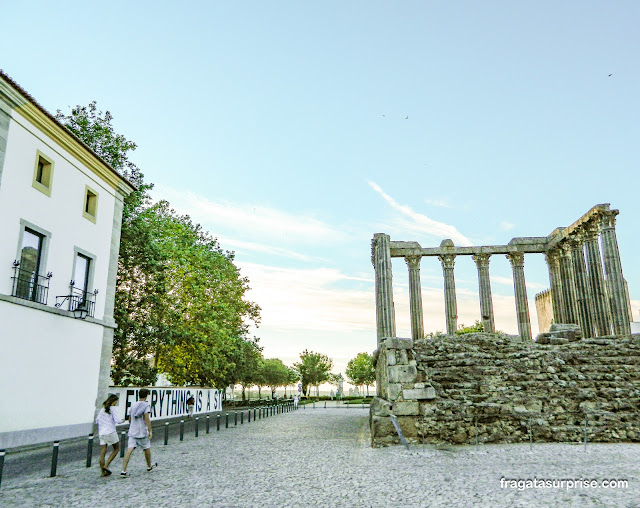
1, 406, 638, 507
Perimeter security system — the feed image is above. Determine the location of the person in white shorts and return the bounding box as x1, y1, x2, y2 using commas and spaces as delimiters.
96, 394, 122, 476
121, 388, 155, 477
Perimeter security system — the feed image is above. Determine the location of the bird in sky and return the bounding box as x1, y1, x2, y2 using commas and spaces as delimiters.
608, 74, 613, 77
405, 116, 408, 119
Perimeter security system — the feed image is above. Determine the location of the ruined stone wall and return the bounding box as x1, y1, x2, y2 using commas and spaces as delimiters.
371, 333, 640, 447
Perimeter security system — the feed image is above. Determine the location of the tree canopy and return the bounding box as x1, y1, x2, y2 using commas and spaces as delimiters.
293, 350, 333, 396
345, 352, 376, 394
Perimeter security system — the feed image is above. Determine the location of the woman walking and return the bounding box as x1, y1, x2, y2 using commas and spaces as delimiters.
96, 394, 122, 476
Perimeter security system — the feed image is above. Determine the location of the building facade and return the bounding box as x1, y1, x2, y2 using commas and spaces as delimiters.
0, 71, 135, 448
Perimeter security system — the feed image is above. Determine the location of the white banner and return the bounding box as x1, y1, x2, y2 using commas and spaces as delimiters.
107, 387, 222, 421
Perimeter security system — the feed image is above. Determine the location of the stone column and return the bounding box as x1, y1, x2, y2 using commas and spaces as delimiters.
545, 249, 565, 325
599, 211, 631, 335
559, 243, 579, 325
507, 252, 531, 341
569, 235, 594, 338
439, 254, 457, 335
405, 255, 424, 341
372, 234, 396, 345
472, 253, 495, 333
583, 221, 612, 336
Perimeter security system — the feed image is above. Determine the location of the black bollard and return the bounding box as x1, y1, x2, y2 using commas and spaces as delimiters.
195, 417, 199, 437
248, 409, 251, 423
0, 449, 5, 490
324, 401, 326, 409
206, 415, 210, 434
50, 441, 60, 477
226, 413, 229, 428
180, 420, 185, 441
241, 411, 244, 425
164, 422, 169, 445
254, 408, 256, 420
235, 412, 238, 426
120, 431, 126, 457
217, 414, 221, 431
86, 434, 94, 468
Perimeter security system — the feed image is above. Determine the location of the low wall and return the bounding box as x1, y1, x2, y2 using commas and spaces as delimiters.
371, 333, 640, 446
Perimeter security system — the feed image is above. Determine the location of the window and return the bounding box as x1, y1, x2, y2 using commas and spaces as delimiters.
74, 253, 91, 295
32, 151, 54, 196
12, 228, 49, 303
82, 185, 99, 223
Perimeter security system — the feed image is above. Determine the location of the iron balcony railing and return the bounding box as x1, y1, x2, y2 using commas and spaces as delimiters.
55, 284, 98, 319
11, 263, 52, 305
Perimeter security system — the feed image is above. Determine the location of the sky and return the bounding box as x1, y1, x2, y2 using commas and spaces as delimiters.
3, 1, 639, 382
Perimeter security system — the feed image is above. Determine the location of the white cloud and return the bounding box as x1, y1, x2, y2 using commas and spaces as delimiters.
491, 274, 547, 290
500, 221, 515, 231
237, 261, 375, 333
425, 198, 453, 208
368, 181, 473, 246
153, 185, 345, 246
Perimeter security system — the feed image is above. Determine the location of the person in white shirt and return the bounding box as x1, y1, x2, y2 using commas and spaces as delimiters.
96, 394, 122, 476
121, 388, 155, 477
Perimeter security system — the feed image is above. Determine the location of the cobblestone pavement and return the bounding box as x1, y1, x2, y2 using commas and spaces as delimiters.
1, 406, 639, 507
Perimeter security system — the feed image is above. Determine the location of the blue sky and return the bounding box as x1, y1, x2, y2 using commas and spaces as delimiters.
4, 1, 639, 378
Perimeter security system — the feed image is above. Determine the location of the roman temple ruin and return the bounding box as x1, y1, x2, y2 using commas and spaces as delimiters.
370, 204, 640, 446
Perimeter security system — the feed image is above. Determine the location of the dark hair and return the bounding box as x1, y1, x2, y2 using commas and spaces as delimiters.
139, 388, 150, 399
102, 394, 119, 414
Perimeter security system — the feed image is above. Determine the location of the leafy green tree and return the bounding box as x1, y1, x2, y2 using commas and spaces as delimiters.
345, 352, 376, 396
284, 367, 299, 397
293, 350, 333, 397
259, 359, 291, 398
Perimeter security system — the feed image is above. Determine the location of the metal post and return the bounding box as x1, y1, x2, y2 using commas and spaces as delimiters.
324, 401, 326, 409
226, 413, 229, 428
50, 441, 60, 477
180, 420, 185, 441
584, 415, 588, 451
217, 414, 221, 431
234, 412, 238, 426
474, 416, 478, 448
195, 417, 199, 437
248, 409, 251, 423
164, 422, 169, 445
120, 431, 126, 457
0, 450, 5, 490
313, 401, 315, 409
254, 408, 256, 420
206, 415, 210, 434
86, 434, 94, 467
241, 411, 244, 425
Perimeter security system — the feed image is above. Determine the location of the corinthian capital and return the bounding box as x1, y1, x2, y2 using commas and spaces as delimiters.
506, 251, 525, 268
472, 253, 491, 269
582, 220, 601, 241
545, 249, 561, 265
438, 254, 456, 270
599, 210, 618, 231
405, 255, 422, 270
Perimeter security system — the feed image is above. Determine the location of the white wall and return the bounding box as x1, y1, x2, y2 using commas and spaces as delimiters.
0, 300, 103, 447
0, 109, 118, 320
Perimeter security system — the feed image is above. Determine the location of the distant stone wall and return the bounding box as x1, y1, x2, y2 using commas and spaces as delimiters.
535, 289, 553, 333
371, 333, 640, 447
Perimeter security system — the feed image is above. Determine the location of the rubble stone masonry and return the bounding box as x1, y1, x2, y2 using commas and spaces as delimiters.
371, 333, 640, 446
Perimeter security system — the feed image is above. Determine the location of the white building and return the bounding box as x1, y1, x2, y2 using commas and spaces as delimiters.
0, 71, 135, 448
